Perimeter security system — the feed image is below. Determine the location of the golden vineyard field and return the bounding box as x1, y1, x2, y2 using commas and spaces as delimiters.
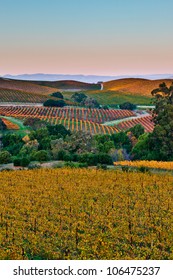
114, 161, 173, 170
0, 168, 173, 260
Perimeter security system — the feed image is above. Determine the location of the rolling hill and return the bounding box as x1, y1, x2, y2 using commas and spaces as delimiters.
29, 80, 101, 91
103, 78, 173, 96
0, 77, 57, 95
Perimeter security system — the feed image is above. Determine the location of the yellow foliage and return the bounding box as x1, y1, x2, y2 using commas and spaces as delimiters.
0, 168, 173, 260
114, 160, 173, 170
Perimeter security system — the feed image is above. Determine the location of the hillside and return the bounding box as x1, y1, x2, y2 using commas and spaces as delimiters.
0, 78, 57, 95
103, 78, 173, 96
29, 80, 101, 91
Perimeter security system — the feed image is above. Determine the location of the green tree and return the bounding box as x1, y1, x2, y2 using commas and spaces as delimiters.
149, 82, 173, 160
128, 124, 145, 139
0, 151, 12, 164
51, 92, 64, 99
33, 150, 50, 162
111, 132, 132, 153
71, 92, 87, 103
119, 102, 136, 110
43, 99, 66, 107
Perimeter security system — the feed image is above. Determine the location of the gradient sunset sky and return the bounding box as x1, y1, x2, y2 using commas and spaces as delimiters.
1, 0, 173, 75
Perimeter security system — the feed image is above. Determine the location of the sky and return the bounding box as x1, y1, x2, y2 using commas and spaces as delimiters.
0, 0, 173, 75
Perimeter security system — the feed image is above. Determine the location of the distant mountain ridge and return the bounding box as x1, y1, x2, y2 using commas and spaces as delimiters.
2, 73, 173, 83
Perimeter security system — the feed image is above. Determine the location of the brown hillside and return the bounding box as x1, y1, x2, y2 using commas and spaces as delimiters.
103, 78, 173, 96
30, 80, 100, 91
0, 78, 57, 95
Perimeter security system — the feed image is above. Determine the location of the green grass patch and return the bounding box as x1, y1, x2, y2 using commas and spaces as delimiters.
62, 90, 152, 106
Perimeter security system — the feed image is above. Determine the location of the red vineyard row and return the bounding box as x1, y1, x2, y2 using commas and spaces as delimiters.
115, 115, 154, 132
0, 106, 135, 124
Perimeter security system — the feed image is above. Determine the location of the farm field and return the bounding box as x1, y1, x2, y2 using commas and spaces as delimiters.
0, 106, 146, 134
0, 106, 155, 134
114, 161, 173, 171
0, 168, 172, 260
115, 115, 154, 133
0, 88, 48, 103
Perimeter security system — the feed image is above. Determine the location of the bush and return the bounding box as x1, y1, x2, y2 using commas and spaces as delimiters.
63, 153, 73, 162
43, 99, 66, 107
79, 153, 98, 166
64, 161, 77, 168
33, 150, 49, 162
20, 157, 30, 167
71, 93, 87, 103
23, 118, 47, 130
0, 151, 12, 164
97, 153, 113, 164
64, 161, 88, 168
13, 157, 30, 167
13, 158, 21, 166
119, 102, 136, 110
51, 92, 64, 99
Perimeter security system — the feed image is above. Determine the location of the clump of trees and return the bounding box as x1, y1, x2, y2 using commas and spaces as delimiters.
131, 82, 173, 161
71, 92, 100, 108
23, 118, 47, 130
43, 99, 66, 107
119, 102, 136, 110
51, 92, 64, 99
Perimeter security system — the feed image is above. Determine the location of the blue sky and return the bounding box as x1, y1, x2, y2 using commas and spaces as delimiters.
0, 0, 173, 75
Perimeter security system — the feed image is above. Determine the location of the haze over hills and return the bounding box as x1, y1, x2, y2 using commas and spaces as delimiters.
2, 73, 173, 83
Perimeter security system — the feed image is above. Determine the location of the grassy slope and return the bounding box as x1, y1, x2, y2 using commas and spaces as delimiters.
103, 78, 173, 96
62, 90, 152, 106
0, 116, 29, 136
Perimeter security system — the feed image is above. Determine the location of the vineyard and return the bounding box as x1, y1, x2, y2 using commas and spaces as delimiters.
0, 106, 135, 123
114, 161, 173, 171
0, 168, 172, 260
115, 115, 154, 133
0, 78, 57, 95
0, 88, 48, 103
0, 106, 138, 134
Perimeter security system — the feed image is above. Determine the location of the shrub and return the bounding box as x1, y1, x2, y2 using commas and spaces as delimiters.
119, 102, 136, 110
20, 157, 30, 167
43, 99, 66, 107
0, 151, 12, 164
51, 92, 64, 99
63, 153, 73, 162
64, 162, 77, 168
34, 150, 49, 162
13, 158, 21, 166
